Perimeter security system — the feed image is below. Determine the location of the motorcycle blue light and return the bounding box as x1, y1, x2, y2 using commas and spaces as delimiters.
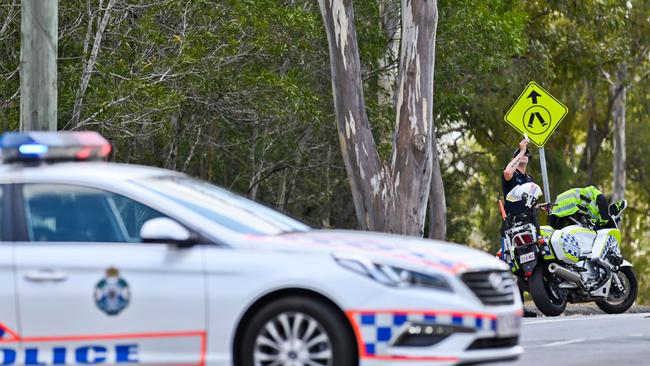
18, 144, 49, 155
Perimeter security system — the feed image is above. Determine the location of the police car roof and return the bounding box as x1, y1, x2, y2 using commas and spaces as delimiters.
0, 161, 183, 183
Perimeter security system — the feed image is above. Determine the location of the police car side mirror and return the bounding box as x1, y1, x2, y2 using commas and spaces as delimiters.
140, 217, 197, 247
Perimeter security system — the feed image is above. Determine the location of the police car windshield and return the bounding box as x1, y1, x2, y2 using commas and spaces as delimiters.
140, 176, 310, 235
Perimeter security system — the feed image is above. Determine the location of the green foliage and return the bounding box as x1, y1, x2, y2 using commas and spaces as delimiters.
447, 0, 650, 302
433, 0, 528, 246
0, 0, 648, 302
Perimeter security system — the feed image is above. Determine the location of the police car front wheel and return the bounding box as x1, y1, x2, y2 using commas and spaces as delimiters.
239, 296, 357, 366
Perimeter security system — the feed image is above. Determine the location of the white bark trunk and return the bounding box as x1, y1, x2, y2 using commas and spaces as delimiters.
70, 0, 116, 128
378, 0, 400, 106
318, 0, 387, 231
387, 0, 438, 235
182, 124, 201, 173
612, 65, 627, 202
249, 125, 261, 200
428, 126, 446, 240
318, 0, 439, 236
165, 115, 179, 170
0, 0, 17, 38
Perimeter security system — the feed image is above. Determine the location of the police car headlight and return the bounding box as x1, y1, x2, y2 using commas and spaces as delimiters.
333, 253, 453, 292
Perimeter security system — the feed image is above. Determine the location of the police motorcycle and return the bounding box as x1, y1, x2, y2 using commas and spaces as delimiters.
500, 183, 638, 316
499, 183, 549, 307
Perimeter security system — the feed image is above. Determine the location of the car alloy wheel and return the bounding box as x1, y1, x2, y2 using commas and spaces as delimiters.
254, 311, 333, 366
239, 296, 357, 366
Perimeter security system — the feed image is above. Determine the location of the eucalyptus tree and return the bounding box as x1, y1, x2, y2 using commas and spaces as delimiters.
318, 0, 440, 236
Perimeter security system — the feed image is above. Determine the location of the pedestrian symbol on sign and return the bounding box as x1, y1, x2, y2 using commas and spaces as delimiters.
504, 81, 568, 147
524, 106, 551, 135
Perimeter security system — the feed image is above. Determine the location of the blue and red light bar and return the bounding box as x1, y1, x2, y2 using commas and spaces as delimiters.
0, 131, 112, 163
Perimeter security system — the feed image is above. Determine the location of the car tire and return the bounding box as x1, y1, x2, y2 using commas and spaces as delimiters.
596, 266, 638, 314
529, 265, 567, 316
239, 296, 357, 366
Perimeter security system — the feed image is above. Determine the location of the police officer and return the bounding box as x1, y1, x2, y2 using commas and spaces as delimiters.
502, 138, 533, 216
550, 186, 612, 230
502, 138, 537, 317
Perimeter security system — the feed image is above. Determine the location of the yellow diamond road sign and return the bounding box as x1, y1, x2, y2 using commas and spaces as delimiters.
504, 81, 568, 147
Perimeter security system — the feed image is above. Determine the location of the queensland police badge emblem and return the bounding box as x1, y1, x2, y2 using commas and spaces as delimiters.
94, 267, 130, 316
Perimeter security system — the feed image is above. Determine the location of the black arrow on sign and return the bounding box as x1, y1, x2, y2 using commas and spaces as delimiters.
527, 90, 541, 104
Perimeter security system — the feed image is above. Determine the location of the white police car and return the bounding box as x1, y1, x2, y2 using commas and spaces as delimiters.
0, 132, 522, 366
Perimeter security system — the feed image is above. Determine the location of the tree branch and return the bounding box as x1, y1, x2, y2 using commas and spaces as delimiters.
70, 0, 117, 128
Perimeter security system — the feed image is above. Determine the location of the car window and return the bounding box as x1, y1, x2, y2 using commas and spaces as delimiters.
23, 184, 165, 243
111, 194, 167, 241
137, 176, 310, 235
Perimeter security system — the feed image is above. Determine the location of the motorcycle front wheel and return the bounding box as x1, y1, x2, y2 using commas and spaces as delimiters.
529, 265, 567, 316
596, 266, 638, 314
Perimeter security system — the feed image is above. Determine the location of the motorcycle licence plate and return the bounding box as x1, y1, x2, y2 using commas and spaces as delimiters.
520, 252, 536, 263
497, 312, 520, 337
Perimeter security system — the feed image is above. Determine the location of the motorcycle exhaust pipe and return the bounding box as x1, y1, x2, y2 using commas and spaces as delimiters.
548, 263, 582, 284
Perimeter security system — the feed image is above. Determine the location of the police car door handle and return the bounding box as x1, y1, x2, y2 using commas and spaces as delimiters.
25, 269, 68, 282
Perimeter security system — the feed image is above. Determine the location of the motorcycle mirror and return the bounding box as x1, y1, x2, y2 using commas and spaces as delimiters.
609, 200, 627, 216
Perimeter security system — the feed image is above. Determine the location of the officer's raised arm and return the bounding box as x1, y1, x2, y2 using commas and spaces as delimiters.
504, 139, 529, 181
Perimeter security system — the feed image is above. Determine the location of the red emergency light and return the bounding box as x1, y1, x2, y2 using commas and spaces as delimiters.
0, 131, 112, 163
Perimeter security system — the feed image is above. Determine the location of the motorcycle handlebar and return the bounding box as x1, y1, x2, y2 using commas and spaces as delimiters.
534, 202, 557, 212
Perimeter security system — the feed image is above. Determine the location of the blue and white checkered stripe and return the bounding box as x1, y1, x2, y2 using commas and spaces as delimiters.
561, 232, 581, 259
603, 235, 620, 258
353, 312, 496, 356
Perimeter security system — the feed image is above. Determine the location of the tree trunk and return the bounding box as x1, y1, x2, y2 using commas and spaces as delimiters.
70, 0, 116, 129
612, 65, 627, 202
318, 0, 387, 231
387, 0, 438, 236
378, 0, 400, 106
323, 146, 333, 228
578, 81, 612, 185
165, 115, 179, 170
248, 124, 262, 200
428, 126, 446, 240
0, 0, 18, 39
318, 0, 439, 236
182, 117, 201, 173
580, 83, 598, 184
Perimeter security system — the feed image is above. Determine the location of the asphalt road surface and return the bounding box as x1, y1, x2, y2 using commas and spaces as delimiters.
490, 312, 650, 366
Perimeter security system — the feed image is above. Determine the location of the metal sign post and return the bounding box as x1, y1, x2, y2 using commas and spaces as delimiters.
539, 146, 550, 202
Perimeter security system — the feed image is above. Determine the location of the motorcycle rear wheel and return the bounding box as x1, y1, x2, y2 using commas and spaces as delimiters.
596, 266, 638, 314
529, 265, 567, 316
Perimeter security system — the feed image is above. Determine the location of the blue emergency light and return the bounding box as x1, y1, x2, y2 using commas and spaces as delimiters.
18, 143, 49, 155
0, 131, 112, 163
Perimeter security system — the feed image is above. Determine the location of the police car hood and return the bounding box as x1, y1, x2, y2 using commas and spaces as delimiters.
245, 230, 508, 274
